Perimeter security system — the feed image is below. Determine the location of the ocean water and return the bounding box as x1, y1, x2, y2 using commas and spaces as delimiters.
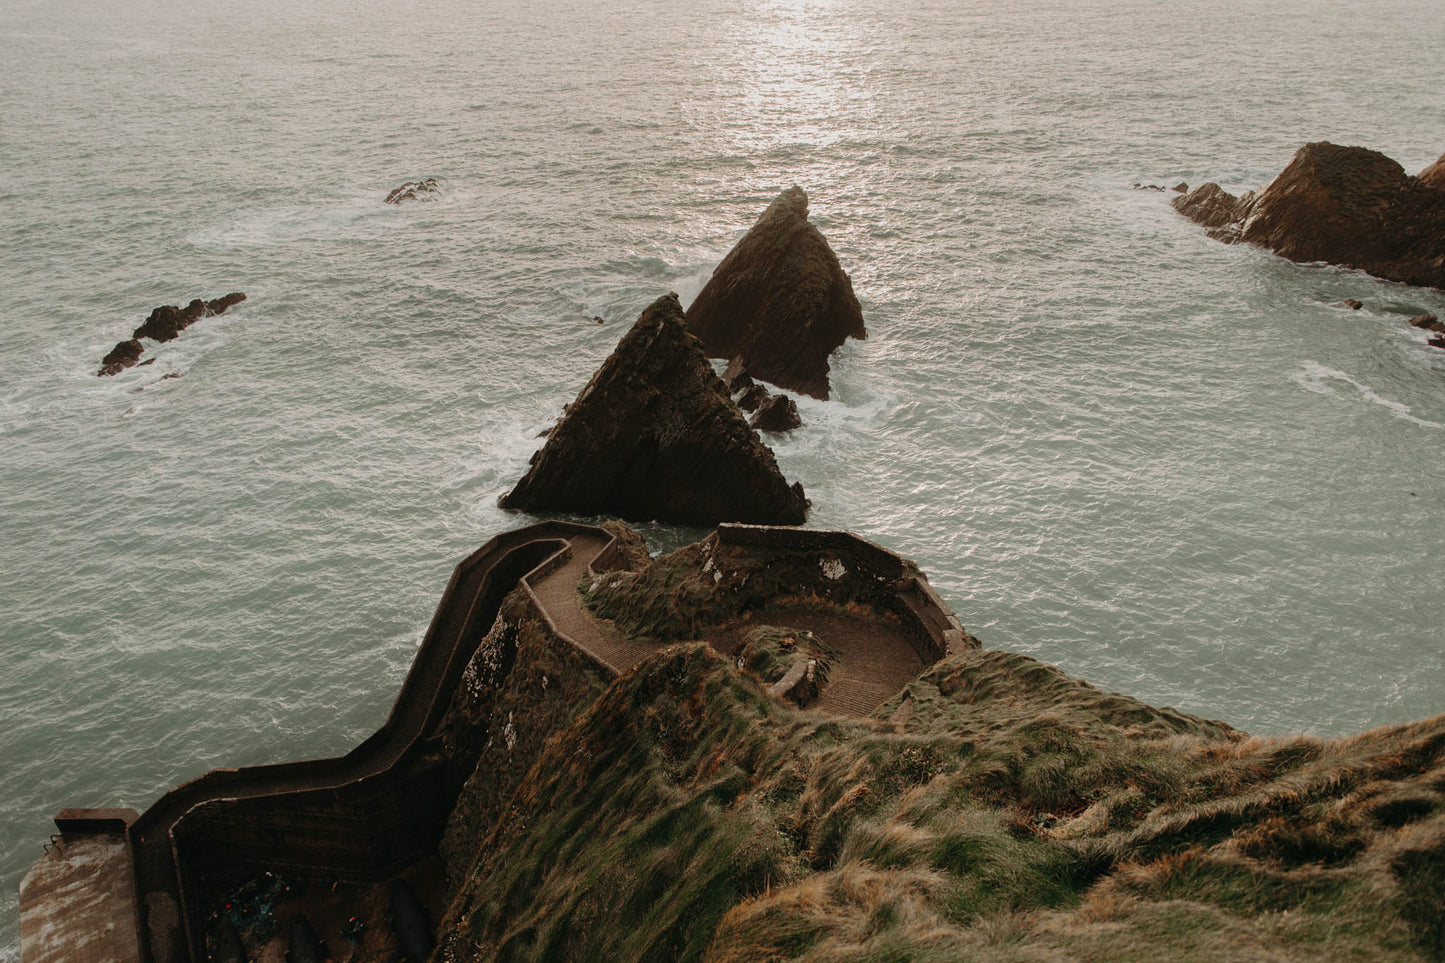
3, 0, 1444, 952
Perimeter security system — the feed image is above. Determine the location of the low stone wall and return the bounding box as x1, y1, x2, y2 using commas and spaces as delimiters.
123, 523, 606, 962
717, 523, 973, 663
717, 523, 910, 580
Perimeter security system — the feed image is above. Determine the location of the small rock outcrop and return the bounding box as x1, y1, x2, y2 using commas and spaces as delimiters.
749, 393, 802, 433
385, 178, 440, 204
1173, 142, 1445, 290
98, 339, 145, 377
685, 186, 866, 400
97, 293, 246, 376
499, 293, 807, 525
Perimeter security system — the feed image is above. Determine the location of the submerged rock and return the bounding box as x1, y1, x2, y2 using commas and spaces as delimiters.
1173, 142, 1445, 290
97, 293, 246, 376
685, 186, 866, 399
499, 293, 807, 525
133, 293, 246, 343
385, 178, 440, 204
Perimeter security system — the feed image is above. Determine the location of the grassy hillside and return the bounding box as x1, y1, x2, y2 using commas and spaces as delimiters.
431, 535, 1445, 962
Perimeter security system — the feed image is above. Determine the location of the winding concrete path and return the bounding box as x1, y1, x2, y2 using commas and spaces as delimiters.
32, 523, 937, 963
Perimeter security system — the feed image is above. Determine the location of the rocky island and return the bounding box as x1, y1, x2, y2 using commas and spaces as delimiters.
1174, 142, 1445, 291
498, 294, 808, 526
98, 294, 246, 376
686, 187, 867, 400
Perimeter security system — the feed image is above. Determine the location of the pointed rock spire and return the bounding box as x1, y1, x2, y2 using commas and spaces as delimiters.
686, 187, 866, 399
499, 293, 807, 526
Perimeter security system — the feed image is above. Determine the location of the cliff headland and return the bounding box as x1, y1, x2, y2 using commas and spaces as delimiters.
23, 523, 1445, 963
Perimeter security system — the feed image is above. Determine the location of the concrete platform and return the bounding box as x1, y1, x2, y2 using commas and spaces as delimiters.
19, 827, 142, 963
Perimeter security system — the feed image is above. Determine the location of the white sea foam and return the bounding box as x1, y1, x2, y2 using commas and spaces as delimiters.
1291, 361, 1443, 429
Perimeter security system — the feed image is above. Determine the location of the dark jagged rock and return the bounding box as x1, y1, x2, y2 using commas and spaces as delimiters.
499, 293, 807, 525
1343, 299, 1364, 310
1173, 142, 1445, 290
97, 338, 144, 377
385, 178, 440, 204
735, 384, 770, 413
1172, 181, 1189, 193
132, 293, 246, 343
685, 186, 866, 399
1173, 181, 1250, 232
749, 393, 802, 433
1409, 313, 1442, 332
721, 357, 753, 393
97, 293, 247, 376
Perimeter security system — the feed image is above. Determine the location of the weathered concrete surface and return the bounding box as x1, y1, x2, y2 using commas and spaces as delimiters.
20, 833, 142, 963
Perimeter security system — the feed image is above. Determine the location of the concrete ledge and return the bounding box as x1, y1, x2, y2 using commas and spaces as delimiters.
55, 808, 139, 836
21, 833, 142, 963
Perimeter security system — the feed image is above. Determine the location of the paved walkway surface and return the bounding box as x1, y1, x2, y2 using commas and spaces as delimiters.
526, 532, 660, 674
531, 541, 923, 718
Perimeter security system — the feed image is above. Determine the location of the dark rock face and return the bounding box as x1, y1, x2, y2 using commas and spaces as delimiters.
1173, 142, 1445, 290
749, 393, 802, 433
133, 293, 246, 343
1173, 181, 1251, 232
97, 293, 246, 376
385, 178, 440, 204
98, 339, 144, 377
499, 293, 807, 525
685, 186, 866, 400
735, 384, 770, 413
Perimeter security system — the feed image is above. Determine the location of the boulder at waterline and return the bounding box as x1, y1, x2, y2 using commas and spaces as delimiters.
685, 186, 866, 399
749, 392, 802, 433
97, 293, 246, 376
499, 293, 807, 525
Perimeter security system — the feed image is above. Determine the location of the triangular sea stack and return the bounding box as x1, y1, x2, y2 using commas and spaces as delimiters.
499, 293, 808, 525
1173, 142, 1445, 290
686, 186, 866, 399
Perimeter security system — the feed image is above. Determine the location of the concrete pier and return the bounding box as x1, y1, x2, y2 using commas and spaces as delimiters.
19, 810, 142, 963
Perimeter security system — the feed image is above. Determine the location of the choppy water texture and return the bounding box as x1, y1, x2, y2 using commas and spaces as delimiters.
3, 0, 1444, 952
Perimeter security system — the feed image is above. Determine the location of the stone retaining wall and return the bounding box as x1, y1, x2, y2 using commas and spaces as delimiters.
717, 523, 973, 663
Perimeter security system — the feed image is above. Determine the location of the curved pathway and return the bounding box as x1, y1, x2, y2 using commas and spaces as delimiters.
127, 522, 608, 963
109, 523, 934, 963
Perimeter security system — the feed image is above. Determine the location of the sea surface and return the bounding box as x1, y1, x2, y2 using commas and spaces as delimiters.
3, 0, 1444, 952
